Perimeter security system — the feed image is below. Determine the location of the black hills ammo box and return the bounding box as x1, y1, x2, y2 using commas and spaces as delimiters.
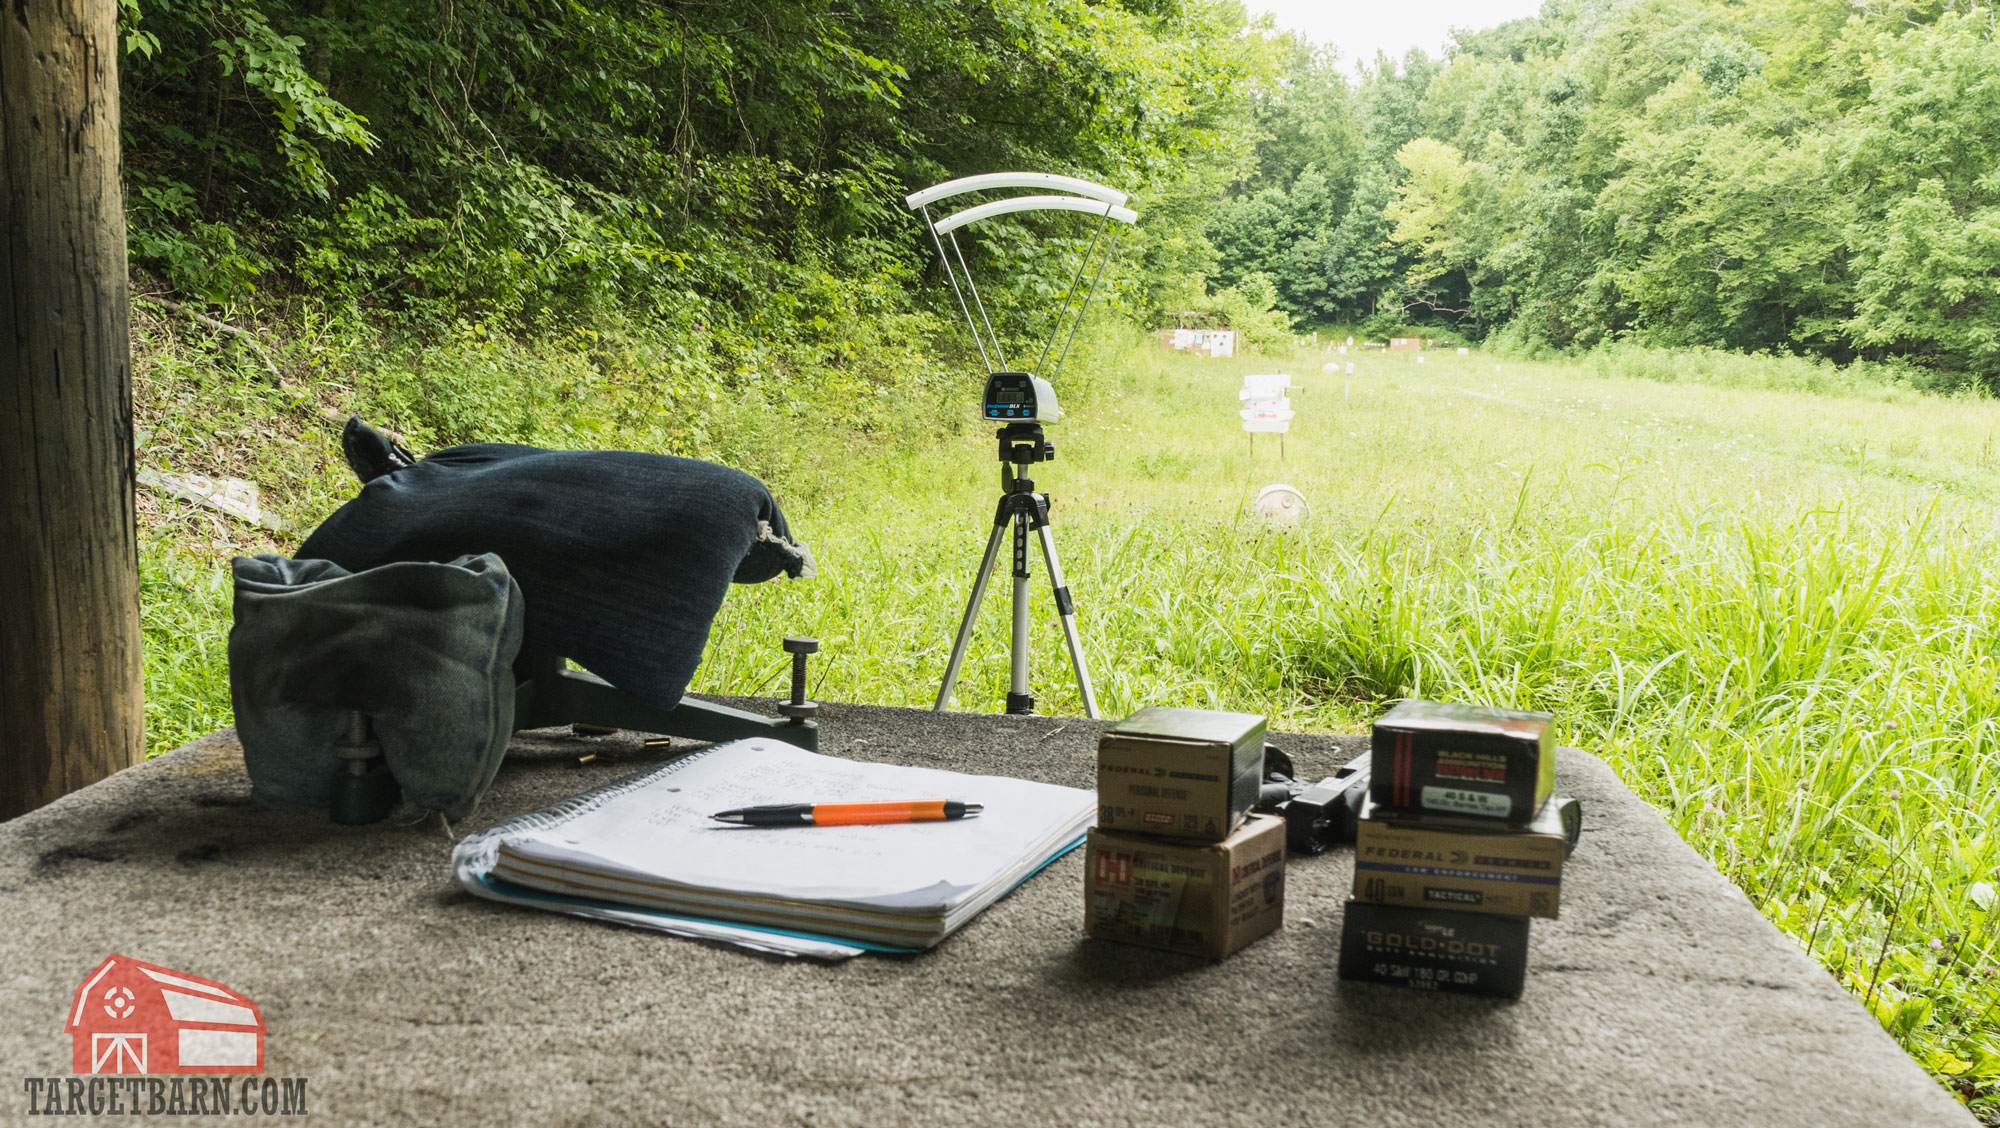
1371, 700, 1553, 823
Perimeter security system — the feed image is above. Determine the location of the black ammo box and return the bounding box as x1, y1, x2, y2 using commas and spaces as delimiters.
1337, 899, 1530, 998
1370, 700, 1554, 824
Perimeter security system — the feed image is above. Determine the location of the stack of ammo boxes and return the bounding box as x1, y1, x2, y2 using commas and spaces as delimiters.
1337, 700, 1582, 997
1083, 707, 1286, 960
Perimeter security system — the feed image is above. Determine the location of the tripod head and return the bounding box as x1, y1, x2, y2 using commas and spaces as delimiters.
998, 422, 1054, 468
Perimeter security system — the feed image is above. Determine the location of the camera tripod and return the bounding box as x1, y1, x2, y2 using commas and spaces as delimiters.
935, 422, 1100, 718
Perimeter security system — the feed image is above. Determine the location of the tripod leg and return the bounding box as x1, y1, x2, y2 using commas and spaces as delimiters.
1008, 514, 1034, 715
1034, 522, 1101, 719
935, 515, 1010, 711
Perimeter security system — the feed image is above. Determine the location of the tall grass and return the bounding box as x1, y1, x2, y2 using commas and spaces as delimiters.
702, 342, 2000, 1102
139, 538, 235, 756
136, 325, 2000, 1107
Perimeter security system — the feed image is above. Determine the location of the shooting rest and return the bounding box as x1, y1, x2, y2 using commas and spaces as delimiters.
511, 651, 818, 750
289, 429, 823, 825
328, 644, 819, 825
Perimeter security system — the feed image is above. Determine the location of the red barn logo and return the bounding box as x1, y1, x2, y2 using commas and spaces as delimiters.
65, 955, 265, 1075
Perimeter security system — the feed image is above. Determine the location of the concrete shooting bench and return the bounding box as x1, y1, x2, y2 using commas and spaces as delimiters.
0, 701, 1974, 1126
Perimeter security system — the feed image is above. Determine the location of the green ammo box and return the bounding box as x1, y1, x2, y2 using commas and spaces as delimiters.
1095, 706, 1267, 842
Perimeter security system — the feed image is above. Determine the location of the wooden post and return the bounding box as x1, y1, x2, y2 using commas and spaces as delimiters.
0, 0, 143, 818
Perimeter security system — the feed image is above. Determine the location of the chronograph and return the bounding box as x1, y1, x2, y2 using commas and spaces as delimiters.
981, 372, 1059, 422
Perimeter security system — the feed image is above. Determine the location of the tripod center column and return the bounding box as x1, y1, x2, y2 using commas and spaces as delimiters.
1007, 503, 1035, 715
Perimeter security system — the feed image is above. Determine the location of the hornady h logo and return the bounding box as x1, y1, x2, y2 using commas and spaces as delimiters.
19, 955, 308, 1117
1095, 852, 1134, 886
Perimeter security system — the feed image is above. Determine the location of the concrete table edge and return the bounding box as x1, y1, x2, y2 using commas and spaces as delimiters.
0, 699, 1975, 1128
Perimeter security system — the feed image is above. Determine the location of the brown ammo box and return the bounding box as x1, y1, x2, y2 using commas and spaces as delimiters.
1096, 706, 1267, 842
1083, 814, 1285, 960
1352, 796, 1572, 919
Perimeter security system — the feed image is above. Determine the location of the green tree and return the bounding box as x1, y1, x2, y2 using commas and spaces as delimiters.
1840, 10, 2000, 379
122, 0, 1269, 348
1384, 138, 1473, 312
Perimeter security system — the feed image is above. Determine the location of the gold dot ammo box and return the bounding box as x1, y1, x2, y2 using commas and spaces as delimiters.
1337, 899, 1530, 998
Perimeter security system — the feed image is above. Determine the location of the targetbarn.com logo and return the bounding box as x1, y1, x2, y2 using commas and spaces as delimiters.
18, 955, 307, 1117
68, 954, 265, 1074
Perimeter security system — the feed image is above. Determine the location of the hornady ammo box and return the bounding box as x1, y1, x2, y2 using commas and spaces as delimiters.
1353, 796, 1580, 919
1084, 814, 1285, 959
1337, 899, 1530, 998
1371, 700, 1553, 823
1097, 706, 1267, 841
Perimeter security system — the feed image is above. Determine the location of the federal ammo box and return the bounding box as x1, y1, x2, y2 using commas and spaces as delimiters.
1084, 815, 1285, 960
1096, 706, 1266, 841
1352, 796, 1577, 919
1337, 899, 1530, 998
1371, 700, 1553, 823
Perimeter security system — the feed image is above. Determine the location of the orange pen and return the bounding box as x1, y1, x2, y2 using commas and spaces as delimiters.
709, 800, 983, 827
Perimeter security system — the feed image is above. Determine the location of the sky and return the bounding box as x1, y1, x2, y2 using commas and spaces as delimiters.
1243, 0, 1550, 69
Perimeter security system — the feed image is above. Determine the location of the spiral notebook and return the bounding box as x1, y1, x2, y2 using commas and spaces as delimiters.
452, 738, 1096, 959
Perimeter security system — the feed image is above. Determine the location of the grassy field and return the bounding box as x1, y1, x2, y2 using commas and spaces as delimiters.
135, 333, 2000, 1111
701, 343, 2000, 1109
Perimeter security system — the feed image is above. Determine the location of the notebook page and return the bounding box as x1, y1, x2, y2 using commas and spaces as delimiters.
467, 871, 870, 959
498, 739, 1095, 912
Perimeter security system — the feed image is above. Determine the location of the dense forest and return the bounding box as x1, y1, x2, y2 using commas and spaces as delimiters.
117, 0, 1270, 424
118, 0, 2000, 418
1208, 0, 2000, 383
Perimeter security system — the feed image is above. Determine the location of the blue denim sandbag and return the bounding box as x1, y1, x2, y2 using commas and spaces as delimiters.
297, 432, 814, 714
229, 552, 525, 818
